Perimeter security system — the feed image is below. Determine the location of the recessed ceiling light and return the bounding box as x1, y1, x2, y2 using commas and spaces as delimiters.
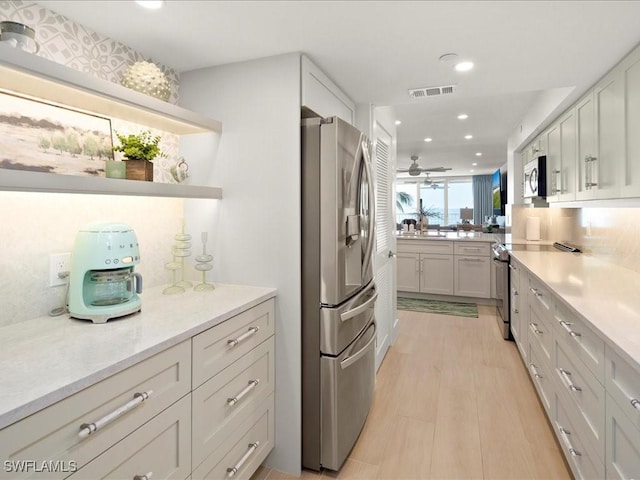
464, 135, 473, 140
472, 162, 478, 166
424, 137, 433, 142
470, 169, 475, 173
457, 114, 468, 120
395, 120, 402, 125
454, 61, 475, 72
136, 0, 164, 9
475, 152, 482, 156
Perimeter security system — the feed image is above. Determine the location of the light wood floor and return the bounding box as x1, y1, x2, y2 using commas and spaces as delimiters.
254, 306, 573, 479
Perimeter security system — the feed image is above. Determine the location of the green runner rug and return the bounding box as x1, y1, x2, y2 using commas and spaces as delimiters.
397, 297, 478, 318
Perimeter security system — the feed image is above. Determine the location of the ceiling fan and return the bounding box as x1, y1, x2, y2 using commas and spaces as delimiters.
423, 173, 445, 189
397, 155, 452, 176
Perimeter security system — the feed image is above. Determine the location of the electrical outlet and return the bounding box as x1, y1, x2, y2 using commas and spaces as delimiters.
49, 253, 71, 287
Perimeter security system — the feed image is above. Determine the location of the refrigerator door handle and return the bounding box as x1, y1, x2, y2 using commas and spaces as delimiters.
340, 324, 376, 370
340, 292, 378, 322
361, 139, 375, 276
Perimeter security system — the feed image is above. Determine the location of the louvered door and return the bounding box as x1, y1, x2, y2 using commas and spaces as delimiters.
372, 117, 398, 371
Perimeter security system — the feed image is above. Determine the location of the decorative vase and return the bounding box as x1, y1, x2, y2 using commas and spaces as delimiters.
125, 159, 154, 181
105, 160, 126, 179
120, 61, 171, 102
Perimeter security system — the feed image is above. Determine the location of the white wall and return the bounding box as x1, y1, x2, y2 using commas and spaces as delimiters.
179, 53, 302, 475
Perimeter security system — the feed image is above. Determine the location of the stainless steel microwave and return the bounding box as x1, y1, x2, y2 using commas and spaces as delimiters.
523, 156, 547, 198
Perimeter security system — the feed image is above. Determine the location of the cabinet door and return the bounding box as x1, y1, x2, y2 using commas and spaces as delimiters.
453, 256, 490, 298
606, 393, 640, 480
559, 108, 578, 202
546, 123, 562, 202
419, 254, 453, 295
396, 252, 420, 292
510, 262, 526, 359
576, 92, 597, 200
301, 56, 355, 124
620, 46, 640, 197
593, 69, 624, 199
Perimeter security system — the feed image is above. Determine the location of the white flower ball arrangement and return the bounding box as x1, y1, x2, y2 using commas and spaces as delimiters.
120, 61, 171, 102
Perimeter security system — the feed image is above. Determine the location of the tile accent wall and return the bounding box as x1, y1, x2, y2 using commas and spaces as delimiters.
511, 204, 640, 275
0, 0, 180, 103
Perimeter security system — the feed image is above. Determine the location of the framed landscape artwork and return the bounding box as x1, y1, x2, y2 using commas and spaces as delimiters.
0, 91, 113, 176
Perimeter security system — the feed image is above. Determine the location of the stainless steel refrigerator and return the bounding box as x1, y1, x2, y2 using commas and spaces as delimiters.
301, 116, 377, 472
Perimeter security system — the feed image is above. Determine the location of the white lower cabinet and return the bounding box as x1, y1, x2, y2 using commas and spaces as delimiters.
70, 396, 191, 480
553, 388, 605, 480
192, 394, 275, 480
606, 393, 640, 480
515, 262, 640, 479
0, 299, 276, 480
453, 255, 490, 298
396, 240, 455, 296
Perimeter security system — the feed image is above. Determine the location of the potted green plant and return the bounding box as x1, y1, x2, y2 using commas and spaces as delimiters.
112, 130, 165, 181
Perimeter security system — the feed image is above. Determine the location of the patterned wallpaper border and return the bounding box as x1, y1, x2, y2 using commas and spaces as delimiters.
0, 0, 180, 103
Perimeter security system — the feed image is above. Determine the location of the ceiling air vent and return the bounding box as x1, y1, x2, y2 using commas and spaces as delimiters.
408, 84, 457, 99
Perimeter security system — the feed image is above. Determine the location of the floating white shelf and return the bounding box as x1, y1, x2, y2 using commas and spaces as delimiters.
0, 44, 223, 199
0, 169, 223, 199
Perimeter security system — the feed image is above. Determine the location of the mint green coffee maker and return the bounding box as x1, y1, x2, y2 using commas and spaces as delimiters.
67, 222, 143, 323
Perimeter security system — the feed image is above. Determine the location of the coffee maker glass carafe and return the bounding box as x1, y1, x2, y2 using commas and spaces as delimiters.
85, 268, 142, 306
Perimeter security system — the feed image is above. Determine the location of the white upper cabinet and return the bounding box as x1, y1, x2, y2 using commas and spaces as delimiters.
546, 108, 577, 203
300, 55, 355, 124
576, 90, 597, 200
619, 45, 640, 198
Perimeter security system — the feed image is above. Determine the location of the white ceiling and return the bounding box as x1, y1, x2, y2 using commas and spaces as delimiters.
41, 0, 640, 178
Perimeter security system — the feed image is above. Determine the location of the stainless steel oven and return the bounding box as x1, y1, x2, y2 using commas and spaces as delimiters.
491, 243, 511, 340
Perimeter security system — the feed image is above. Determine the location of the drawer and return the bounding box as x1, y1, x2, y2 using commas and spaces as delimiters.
69, 395, 191, 480
527, 339, 553, 415
192, 337, 275, 470
453, 241, 491, 257
397, 239, 453, 255
192, 393, 274, 480
605, 346, 640, 428
553, 389, 605, 480
0, 340, 191, 479
193, 299, 275, 388
606, 393, 640, 480
528, 275, 554, 315
553, 336, 605, 461
553, 302, 605, 383
528, 303, 553, 363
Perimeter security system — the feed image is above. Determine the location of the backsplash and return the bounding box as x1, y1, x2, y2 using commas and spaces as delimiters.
0, 0, 179, 103
511, 204, 640, 275
0, 191, 185, 326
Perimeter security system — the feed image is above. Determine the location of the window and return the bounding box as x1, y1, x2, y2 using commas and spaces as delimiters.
396, 177, 473, 227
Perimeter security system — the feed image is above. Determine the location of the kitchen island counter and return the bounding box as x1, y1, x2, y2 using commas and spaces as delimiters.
510, 249, 640, 370
396, 231, 500, 243
0, 283, 276, 430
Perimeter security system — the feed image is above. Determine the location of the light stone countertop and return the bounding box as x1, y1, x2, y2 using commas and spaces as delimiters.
396, 231, 502, 243
510, 250, 640, 371
0, 283, 276, 430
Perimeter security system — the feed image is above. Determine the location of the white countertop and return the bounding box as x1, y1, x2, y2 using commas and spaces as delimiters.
0, 283, 276, 430
396, 231, 501, 243
510, 250, 640, 370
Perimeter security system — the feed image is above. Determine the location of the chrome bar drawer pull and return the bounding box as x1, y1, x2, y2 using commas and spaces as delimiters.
559, 427, 582, 457
559, 368, 582, 392
509, 264, 517, 271
227, 442, 259, 477
529, 287, 541, 296
79, 390, 153, 439
559, 319, 581, 337
529, 363, 542, 379
133, 472, 153, 480
227, 379, 259, 406
631, 398, 640, 410
227, 327, 259, 347
529, 322, 543, 335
